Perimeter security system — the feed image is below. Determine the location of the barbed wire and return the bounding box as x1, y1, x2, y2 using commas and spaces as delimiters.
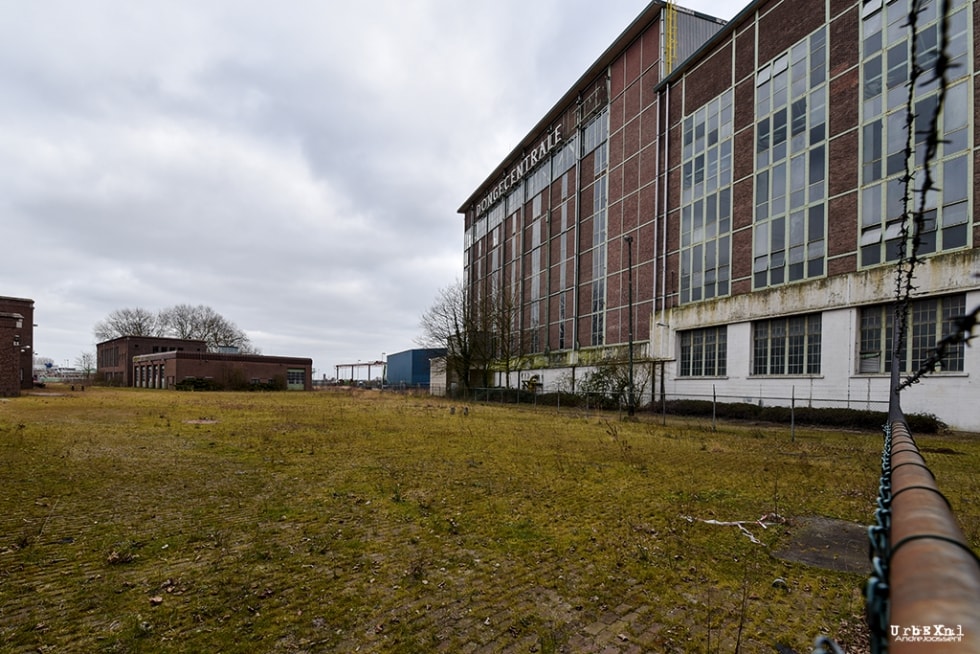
891, 0, 975, 394
868, 2, 957, 653
898, 299, 980, 390
891, 0, 926, 350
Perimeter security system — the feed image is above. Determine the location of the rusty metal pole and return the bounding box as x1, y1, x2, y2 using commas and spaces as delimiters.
879, 313, 980, 652
886, 419, 980, 652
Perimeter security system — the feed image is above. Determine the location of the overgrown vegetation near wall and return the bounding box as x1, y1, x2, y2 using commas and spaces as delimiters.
174, 373, 287, 392
660, 399, 947, 434
454, 389, 947, 434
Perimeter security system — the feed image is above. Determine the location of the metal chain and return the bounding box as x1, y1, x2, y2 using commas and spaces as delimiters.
813, 635, 847, 654
856, 2, 967, 652
865, 422, 894, 653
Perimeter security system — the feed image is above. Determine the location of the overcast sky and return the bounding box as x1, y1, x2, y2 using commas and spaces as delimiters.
1, 0, 744, 377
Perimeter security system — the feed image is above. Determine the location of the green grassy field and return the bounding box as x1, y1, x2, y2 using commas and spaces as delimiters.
1, 386, 977, 653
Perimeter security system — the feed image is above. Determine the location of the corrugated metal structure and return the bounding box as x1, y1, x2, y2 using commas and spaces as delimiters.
673, 5, 727, 69
386, 348, 446, 388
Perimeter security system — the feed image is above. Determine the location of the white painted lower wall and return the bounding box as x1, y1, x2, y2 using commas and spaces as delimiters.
490, 250, 980, 432
667, 302, 979, 431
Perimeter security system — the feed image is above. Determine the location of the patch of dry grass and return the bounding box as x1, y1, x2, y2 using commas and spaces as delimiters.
0, 386, 977, 652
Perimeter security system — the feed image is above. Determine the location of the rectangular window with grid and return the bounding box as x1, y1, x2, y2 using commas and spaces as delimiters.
858, 0, 972, 266
679, 326, 727, 377
679, 89, 734, 304
752, 314, 821, 375
753, 27, 828, 290
858, 294, 966, 373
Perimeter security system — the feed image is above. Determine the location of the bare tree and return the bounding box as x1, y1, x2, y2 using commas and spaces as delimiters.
93, 304, 258, 354
74, 352, 95, 379
488, 280, 527, 388
157, 304, 258, 353
417, 280, 495, 394
93, 307, 161, 341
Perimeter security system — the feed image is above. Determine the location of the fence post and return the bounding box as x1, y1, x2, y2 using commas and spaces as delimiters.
791, 385, 795, 443
712, 384, 717, 432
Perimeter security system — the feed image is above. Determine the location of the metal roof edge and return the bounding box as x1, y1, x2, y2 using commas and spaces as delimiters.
457, 0, 669, 214
654, 0, 762, 92
457, 0, 736, 215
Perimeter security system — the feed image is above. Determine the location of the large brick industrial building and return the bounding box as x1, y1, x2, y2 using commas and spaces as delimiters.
459, 0, 979, 429
97, 336, 208, 386
96, 335, 312, 391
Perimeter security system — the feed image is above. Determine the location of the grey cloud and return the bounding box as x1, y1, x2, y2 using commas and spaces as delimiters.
1, 0, 741, 371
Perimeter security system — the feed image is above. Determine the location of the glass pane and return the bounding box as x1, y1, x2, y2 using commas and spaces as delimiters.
943, 156, 968, 204
946, 128, 968, 155
789, 245, 805, 264
864, 55, 882, 99
809, 146, 825, 183
886, 43, 907, 88
945, 79, 967, 125
756, 170, 769, 202
808, 258, 824, 278
861, 227, 882, 247
942, 223, 968, 250
790, 157, 806, 204
861, 184, 881, 226
773, 109, 787, 145
755, 223, 769, 253
943, 200, 967, 226
772, 162, 786, 199
790, 211, 805, 246
809, 205, 824, 239
771, 217, 785, 250
862, 244, 881, 266
886, 178, 905, 220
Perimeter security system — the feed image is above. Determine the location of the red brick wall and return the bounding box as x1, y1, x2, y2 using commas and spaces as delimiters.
96, 337, 206, 386
134, 353, 313, 390
757, 0, 819, 63
0, 297, 33, 391
0, 315, 20, 396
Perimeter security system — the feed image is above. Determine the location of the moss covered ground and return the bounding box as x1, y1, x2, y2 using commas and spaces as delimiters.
1, 386, 977, 652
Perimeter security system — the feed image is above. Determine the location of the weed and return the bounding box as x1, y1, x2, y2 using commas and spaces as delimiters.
0, 387, 974, 652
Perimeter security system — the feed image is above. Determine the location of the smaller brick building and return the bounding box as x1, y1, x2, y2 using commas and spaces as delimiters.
133, 351, 313, 391
97, 336, 208, 386
0, 296, 35, 396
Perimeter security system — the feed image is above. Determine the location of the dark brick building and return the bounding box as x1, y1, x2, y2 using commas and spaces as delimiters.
459, 0, 980, 430
132, 350, 313, 391
97, 336, 207, 386
0, 296, 35, 396
97, 335, 313, 391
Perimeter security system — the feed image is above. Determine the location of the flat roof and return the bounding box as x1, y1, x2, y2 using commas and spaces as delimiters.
133, 351, 312, 366
457, 0, 729, 214
97, 335, 207, 346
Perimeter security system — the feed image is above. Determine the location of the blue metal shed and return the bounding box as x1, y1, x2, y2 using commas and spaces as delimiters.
386, 348, 446, 388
